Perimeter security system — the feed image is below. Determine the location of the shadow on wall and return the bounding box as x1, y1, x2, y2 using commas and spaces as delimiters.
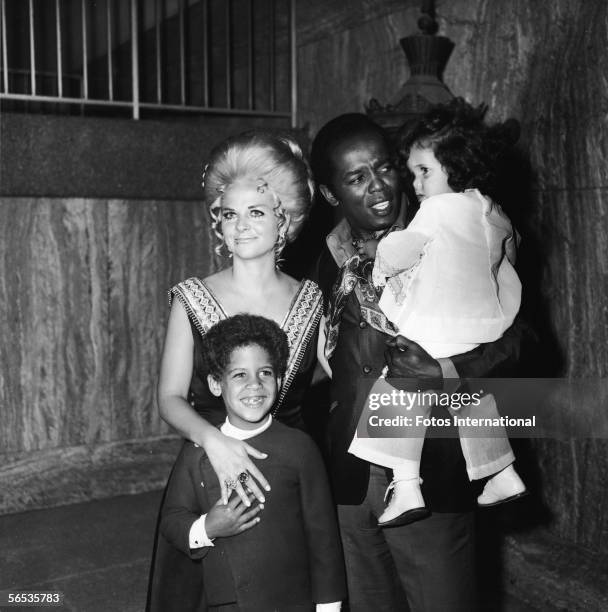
496, 145, 565, 378
475, 141, 558, 609
282, 193, 336, 281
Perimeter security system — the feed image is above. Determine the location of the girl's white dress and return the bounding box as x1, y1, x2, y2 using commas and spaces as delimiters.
349, 189, 521, 481
374, 188, 521, 358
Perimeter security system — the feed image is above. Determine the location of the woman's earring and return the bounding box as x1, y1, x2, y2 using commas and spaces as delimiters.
272, 204, 290, 265
273, 231, 287, 267
276, 230, 287, 253
212, 225, 233, 259
220, 233, 233, 258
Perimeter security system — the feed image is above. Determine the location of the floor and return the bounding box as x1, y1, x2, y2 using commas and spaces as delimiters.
0, 491, 162, 612
0, 491, 543, 612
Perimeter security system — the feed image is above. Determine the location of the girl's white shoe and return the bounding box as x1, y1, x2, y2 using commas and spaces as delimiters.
477, 464, 528, 507
378, 477, 430, 528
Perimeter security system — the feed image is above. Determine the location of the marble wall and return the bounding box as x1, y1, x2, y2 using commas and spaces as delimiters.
0, 110, 295, 514
0, 196, 218, 513
0, 198, 109, 454
0, 106, 299, 514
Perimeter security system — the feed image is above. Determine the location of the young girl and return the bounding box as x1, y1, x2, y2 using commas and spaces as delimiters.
348, 98, 528, 527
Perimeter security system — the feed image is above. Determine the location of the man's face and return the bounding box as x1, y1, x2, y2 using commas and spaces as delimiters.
323, 131, 402, 233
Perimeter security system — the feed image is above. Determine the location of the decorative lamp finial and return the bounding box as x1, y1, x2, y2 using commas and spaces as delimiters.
365, 0, 454, 139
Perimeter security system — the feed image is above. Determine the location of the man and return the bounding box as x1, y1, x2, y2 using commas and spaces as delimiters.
310, 113, 528, 612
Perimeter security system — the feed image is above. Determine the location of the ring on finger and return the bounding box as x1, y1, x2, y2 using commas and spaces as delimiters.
238, 471, 250, 484
224, 477, 238, 490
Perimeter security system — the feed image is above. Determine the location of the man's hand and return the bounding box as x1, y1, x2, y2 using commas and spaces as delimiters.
205, 493, 263, 539
384, 336, 442, 384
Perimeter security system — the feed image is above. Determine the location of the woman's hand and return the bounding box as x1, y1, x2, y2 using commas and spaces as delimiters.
203, 428, 271, 505
205, 493, 263, 539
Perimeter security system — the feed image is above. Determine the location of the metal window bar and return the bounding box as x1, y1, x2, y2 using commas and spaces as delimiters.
55, 0, 63, 98
247, 0, 253, 110
178, 0, 185, 105
28, 0, 35, 95
106, 0, 114, 101
202, 0, 209, 106
1, 0, 8, 94
131, 0, 139, 118
225, 0, 231, 109
290, 0, 296, 128
202, 0, 208, 107
269, 0, 275, 112
155, 0, 162, 104
0, 0, 294, 122
81, 0, 88, 98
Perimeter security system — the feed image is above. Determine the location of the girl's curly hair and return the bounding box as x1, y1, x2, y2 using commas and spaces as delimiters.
398, 97, 519, 196
201, 314, 289, 381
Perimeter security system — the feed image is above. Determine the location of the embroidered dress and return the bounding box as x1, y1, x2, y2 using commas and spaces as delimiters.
147, 278, 323, 612
170, 277, 322, 428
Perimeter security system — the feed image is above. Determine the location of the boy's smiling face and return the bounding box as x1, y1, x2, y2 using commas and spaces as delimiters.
207, 344, 280, 430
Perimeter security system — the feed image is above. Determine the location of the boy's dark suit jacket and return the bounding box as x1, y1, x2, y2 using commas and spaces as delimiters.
151, 420, 346, 612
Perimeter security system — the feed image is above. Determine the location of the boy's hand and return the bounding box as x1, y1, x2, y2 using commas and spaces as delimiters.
205, 493, 263, 539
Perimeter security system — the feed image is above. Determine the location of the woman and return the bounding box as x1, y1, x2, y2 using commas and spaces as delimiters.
147, 131, 324, 611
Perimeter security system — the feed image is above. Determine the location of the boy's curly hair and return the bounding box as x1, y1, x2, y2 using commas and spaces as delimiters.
201, 314, 289, 381
398, 97, 519, 196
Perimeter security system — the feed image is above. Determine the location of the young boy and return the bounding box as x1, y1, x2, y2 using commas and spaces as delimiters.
160, 314, 346, 611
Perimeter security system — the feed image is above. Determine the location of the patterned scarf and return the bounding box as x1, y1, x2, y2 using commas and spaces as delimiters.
324, 254, 398, 361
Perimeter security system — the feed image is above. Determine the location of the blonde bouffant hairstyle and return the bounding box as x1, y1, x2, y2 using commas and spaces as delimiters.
203, 131, 314, 257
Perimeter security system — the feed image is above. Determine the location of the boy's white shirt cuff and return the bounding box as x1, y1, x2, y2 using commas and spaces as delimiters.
316, 603, 341, 611
189, 514, 214, 549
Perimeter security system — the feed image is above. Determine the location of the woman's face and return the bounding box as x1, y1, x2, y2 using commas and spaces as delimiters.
220, 181, 280, 260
